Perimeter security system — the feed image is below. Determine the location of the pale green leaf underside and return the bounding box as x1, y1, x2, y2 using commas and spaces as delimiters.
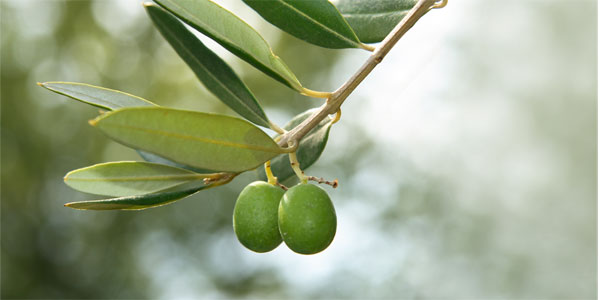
91, 107, 285, 172
145, 4, 270, 128
259, 108, 332, 182
243, 0, 363, 49
64, 185, 208, 210
137, 151, 215, 173
332, 0, 417, 43
38, 81, 156, 110
154, 0, 303, 91
64, 161, 211, 197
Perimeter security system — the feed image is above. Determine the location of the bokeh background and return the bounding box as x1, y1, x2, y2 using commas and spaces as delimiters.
1, 0, 597, 298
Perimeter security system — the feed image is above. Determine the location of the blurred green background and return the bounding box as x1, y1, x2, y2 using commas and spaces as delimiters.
1, 0, 597, 298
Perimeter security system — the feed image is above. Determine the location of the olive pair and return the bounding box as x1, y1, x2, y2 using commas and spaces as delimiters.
233, 181, 336, 255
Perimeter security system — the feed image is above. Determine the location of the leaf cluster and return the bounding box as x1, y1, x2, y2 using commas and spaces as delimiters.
40, 0, 419, 210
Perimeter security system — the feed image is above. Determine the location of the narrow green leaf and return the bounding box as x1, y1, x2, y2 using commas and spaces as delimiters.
243, 0, 365, 49
332, 0, 418, 43
145, 4, 271, 128
259, 108, 333, 182
38, 81, 156, 110
91, 107, 286, 172
153, 0, 303, 91
64, 161, 212, 197
64, 185, 208, 210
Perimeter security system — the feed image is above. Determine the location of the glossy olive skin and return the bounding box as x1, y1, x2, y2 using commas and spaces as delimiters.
233, 181, 285, 253
278, 184, 336, 254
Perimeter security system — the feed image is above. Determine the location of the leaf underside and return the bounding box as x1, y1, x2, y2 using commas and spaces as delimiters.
332, 0, 417, 43
259, 108, 333, 182
64, 161, 211, 197
153, 0, 303, 91
145, 4, 271, 128
91, 107, 285, 173
137, 150, 215, 174
243, 0, 363, 49
38, 81, 157, 110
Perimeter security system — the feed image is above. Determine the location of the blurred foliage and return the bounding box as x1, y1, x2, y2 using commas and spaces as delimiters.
1, 0, 597, 299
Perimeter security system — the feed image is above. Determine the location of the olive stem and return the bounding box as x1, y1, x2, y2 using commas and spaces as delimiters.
264, 160, 278, 185
269, 121, 285, 135
288, 147, 308, 184
359, 43, 376, 52
300, 87, 333, 99
277, 0, 445, 148
331, 109, 341, 125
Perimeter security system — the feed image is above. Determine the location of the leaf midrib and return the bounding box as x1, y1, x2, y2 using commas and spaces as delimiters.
276, 0, 360, 47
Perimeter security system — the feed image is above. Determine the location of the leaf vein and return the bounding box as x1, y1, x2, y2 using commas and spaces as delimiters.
276, 0, 360, 47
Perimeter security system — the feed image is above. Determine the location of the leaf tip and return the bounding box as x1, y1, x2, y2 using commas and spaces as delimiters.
88, 119, 98, 126
64, 202, 89, 210
36, 82, 44, 87
64, 202, 77, 209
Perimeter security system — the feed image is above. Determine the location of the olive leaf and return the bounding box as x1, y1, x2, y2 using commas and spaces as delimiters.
64, 184, 208, 210
332, 0, 417, 43
259, 108, 333, 182
64, 161, 213, 197
243, 0, 366, 49
90, 107, 286, 172
145, 3, 271, 128
153, 0, 303, 91
38, 81, 157, 110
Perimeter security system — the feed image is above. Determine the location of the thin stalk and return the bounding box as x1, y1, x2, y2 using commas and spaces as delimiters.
264, 160, 278, 185
289, 151, 308, 184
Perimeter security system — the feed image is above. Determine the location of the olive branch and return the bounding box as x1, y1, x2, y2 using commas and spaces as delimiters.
39, 0, 447, 211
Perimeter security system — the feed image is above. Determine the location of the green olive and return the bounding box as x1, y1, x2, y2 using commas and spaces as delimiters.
233, 181, 285, 253
278, 183, 337, 255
